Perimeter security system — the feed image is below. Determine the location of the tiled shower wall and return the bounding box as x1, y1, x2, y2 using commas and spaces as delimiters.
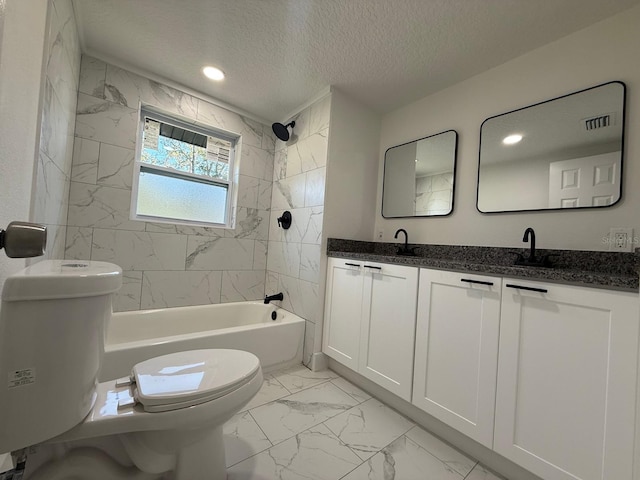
65, 55, 275, 312
266, 95, 331, 365
32, 0, 80, 258
415, 172, 454, 215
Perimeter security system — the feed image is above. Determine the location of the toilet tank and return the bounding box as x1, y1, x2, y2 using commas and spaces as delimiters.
0, 260, 121, 453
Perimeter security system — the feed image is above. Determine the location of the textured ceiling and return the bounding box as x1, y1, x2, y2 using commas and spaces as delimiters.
73, 0, 640, 122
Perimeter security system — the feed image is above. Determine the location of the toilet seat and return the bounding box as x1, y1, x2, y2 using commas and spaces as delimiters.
131, 349, 261, 412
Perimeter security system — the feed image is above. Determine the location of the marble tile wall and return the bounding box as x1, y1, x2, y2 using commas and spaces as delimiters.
32, 0, 81, 259
266, 95, 331, 366
415, 172, 453, 215
66, 55, 275, 312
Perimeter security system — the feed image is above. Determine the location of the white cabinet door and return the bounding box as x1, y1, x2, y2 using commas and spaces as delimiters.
495, 279, 639, 480
359, 261, 418, 401
322, 258, 365, 370
412, 269, 501, 447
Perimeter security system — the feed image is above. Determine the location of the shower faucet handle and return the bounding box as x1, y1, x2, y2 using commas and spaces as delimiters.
0, 221, 47, 258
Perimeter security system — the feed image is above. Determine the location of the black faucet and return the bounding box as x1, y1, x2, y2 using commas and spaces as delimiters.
523, 227, 536, 263
264, 292, 284, 304
394, 229, 417, 256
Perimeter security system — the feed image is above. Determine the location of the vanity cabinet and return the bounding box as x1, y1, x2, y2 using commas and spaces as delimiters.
494, 279, 639, 480
412, 269, 502, 448
323, 257, 418, 400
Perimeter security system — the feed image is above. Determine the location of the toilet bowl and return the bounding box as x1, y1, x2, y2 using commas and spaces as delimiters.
0, 261, 263, 480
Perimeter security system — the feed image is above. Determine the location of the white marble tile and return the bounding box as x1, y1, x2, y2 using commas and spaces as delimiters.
250, 381, 357, 444
78, 56, 106, 98
431, 172, 454, 191
465, 464, 505, 480
301, 207, 323, 245
45, 7, 78, 112
271, 175, 306, 210
113, 271, 143, 312
64, 226, 92, 260
67, 182, 144, 231
405, 426, 476, 477
33, 152, 70, 226
92, 228, 187, 270
97, 144, 135, 189
331, 378, 372, 404
71, 137, 99, 184
239, 144, 274, 181
257, 179, 273, 211
341, 434, 464, 480
290, 107, 310, 141
196, 101, 262, 148
279, 275, 320, 324
309, 95, 331, 135
145, 222, 225, 238
284, 142, 303, 178
300, 244, 321, 283
273, 365, 339, 393
52, 0, 80, 83
253, 240, 268, 270
266, 241, 300, 278
40, 79, 73, 174
270, 207, 323, 245
105, 64, 198, 119
221, 270, 265, 303
236, 175, 259, 209
227, 424, 361, 480
241, 375, 291, 412
186, 236, 254, 271
224, 411, 272, 468
294, 130, 329, 173
41, 224, 66, 260
141, 270, 222, 309
305, 167, 326, 207
324, 398, 414, 460
228, 208, 268, 240
303, 320, 314, 367
75, 93, 138, 149
261, 124, 276, 152
265, 271, 279, 295
273, 148, 288, 181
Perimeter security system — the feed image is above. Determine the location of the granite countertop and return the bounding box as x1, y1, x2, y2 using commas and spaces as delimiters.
327, 238, 640, 292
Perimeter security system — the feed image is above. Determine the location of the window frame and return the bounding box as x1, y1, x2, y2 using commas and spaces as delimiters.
131, 107, 238, 228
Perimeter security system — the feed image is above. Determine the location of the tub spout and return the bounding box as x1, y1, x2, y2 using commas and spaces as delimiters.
264, 292, 284, 304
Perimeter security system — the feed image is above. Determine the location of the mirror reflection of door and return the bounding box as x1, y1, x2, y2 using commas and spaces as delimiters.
477, 81, 625, 213
548, 152, 620, 208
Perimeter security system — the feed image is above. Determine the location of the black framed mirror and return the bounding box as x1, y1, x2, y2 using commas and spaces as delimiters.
477, 81, 626, 213
382, 130, 458, 218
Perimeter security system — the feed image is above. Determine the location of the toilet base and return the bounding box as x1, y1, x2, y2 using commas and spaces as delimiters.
24, 426, 227, 480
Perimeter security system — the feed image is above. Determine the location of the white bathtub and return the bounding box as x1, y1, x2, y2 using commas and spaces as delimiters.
100, 301, 305, 381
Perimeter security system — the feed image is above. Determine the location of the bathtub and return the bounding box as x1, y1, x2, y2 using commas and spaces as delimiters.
99, 301, 305, 381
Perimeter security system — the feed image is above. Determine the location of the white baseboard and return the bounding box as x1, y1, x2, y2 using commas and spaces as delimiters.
309, 352, 329, 372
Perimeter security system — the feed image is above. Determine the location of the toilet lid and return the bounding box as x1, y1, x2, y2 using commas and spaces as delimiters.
132, 349, 260, 412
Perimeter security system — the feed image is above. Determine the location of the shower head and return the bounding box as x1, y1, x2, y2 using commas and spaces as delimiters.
272, 121, 296, 142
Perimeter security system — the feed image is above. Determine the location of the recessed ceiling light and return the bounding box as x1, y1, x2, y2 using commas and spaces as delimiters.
203, 66, 225, 81
503, 134, 523, 145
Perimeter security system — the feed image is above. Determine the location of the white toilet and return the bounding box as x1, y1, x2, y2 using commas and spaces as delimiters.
0, 260, 263, 480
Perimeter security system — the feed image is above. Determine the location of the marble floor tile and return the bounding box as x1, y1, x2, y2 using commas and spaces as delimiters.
341, 434, 464, 480
227, 424, 361, 480
330, 377, 371, 404
465, 464, 506, 480
240, 374, 290, 412
324, 398, 414, 460
273, 364, 338, 393
405, 425, 476, 477
223, 411, 272, 468
250, 381, 358, 444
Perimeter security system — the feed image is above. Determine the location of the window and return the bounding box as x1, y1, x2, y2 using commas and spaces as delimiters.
132, 108, 236, 227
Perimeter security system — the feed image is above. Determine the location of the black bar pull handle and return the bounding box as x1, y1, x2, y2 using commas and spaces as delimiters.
344, 262, 360, 267
506, 283, 548, 293
364, 265, 382, 270
461, 278, 494, 286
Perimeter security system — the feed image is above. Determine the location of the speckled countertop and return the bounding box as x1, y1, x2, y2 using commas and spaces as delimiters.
327, 238, 640, 292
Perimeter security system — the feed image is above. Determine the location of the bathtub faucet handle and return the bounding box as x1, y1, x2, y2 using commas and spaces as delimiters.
264, 292, 284, 304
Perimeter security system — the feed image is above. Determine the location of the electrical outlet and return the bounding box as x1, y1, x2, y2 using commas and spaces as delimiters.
377, 230, 384, 240
609, 227, 634, 252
